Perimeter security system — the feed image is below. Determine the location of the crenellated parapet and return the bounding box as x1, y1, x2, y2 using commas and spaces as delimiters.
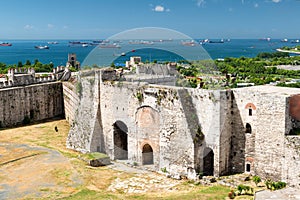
0, 66, 71, 89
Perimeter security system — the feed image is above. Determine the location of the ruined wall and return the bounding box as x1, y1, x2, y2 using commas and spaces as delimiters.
185, 89, 231, 176
218, 90, 233, 175
283, 136, 300, 187
0, 82, 64, 127
62, 81, 80, 124
232, 87, 288, 180
66, 69, 232, 178
282, 95, 300, 187
66, 70, 103, 153
65, 73, 300, 185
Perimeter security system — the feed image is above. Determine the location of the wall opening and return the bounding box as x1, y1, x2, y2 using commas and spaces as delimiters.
203, 147, 214, 176
113, 120, 128, 160
249, 108, 252, 116
246, 163, 251, 172
245, 123, 252, 134
142, 144, 153, 165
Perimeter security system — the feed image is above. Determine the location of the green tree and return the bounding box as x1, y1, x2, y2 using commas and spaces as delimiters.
25, 60, 31, 66
17, 61, 23, 68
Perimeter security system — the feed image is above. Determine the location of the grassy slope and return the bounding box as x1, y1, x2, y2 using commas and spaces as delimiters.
0, 119, 254, 200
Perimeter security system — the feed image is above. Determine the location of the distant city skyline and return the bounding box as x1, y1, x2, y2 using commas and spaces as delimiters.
1, 0, 300, 40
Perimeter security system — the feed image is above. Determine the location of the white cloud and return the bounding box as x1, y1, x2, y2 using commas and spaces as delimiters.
24, 24, 34, 30
254, 3, 259, 7
196, 0, 206, 7
154, 5, 165, 12
152, 5, 170, 12
272, 0, 281, 3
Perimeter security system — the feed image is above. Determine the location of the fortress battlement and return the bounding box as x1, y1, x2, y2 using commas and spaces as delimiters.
0, 66, 71, 89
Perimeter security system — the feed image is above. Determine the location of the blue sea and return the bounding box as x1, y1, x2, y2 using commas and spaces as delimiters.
0, 39, 299, 67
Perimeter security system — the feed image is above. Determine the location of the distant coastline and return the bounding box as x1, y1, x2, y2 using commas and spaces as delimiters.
276, 48, 300, 55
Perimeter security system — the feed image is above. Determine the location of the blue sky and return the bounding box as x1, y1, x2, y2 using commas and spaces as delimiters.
1, 0, 300, 39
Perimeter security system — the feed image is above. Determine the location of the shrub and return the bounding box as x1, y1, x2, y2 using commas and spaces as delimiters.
253, 175, 261, 186
135, 91, 143, 103
237, 184, 254, 195
265, 179, 286, 191
161, 167, 168, 173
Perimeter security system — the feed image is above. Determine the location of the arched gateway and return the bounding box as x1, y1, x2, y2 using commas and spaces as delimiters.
113, 121, 128, 159
142, 144, 154, 165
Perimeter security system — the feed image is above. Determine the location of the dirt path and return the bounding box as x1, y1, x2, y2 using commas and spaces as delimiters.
0, 143, 82, 199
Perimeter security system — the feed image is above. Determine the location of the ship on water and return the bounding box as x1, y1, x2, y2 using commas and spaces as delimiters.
99, 43, 121, 48
0, 42, 12, 46
35, 45, 49, 49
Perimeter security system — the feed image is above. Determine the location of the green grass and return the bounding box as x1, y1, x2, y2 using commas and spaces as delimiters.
61, 189, 117, 200
61, 185, 231, 200
81, 152, 109, 160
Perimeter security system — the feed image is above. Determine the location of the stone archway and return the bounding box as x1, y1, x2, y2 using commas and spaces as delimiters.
113, 121, 128, 160
142, 144, 153, 165
203, 147, 214, 176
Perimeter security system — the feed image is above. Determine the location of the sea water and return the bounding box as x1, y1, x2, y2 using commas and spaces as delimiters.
0, 39, 298, 67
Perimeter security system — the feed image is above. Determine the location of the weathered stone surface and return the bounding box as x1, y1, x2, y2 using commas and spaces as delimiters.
64, 69, 300, 188
0, 82, 64, 127
89, 157, 111, 167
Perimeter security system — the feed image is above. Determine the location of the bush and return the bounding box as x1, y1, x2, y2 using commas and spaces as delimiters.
265, 179, 286, 191
236, 184, 254, 196
253, 175, 261, 186
161, 167, 168, 173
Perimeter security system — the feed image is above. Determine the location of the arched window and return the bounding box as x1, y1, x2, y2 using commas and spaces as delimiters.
246, 163, 251, 172
245, 103, 256, 116
249, 108, 252, 116
245, 123, 252, 134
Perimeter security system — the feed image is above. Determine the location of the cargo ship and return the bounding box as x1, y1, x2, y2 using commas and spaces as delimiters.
0, 42, 12, 46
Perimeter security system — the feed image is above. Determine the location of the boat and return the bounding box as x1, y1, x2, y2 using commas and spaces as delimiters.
0, 42, 12, 46
35, 45, 49, 49
99, 43, 121, 48
181, 40, 198, 46
291, 40, 300, 43
281, 39, 288, 42
47, 41, 58, 44
208, 39, 224, 43
82, 43, 89, 47
128, 40, 154, 45
69, 41, 82, 45
259, 37, 271, 41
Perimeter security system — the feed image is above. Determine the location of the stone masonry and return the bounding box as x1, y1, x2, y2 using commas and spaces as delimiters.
65, 69, 300, 187
0, 82, 64, 127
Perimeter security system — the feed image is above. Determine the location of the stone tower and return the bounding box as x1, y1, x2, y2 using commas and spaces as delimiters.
67, 53, 80, 70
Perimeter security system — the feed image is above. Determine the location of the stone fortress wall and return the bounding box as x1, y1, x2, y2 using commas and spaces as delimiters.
65, 69, 300, 187
1, 66, 300, 188
0, 82, 64, 127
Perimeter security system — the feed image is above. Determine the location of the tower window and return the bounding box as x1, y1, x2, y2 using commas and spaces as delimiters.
249, 108, 252, 116
245, 123, 252, 134
246, 163, 251, 172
